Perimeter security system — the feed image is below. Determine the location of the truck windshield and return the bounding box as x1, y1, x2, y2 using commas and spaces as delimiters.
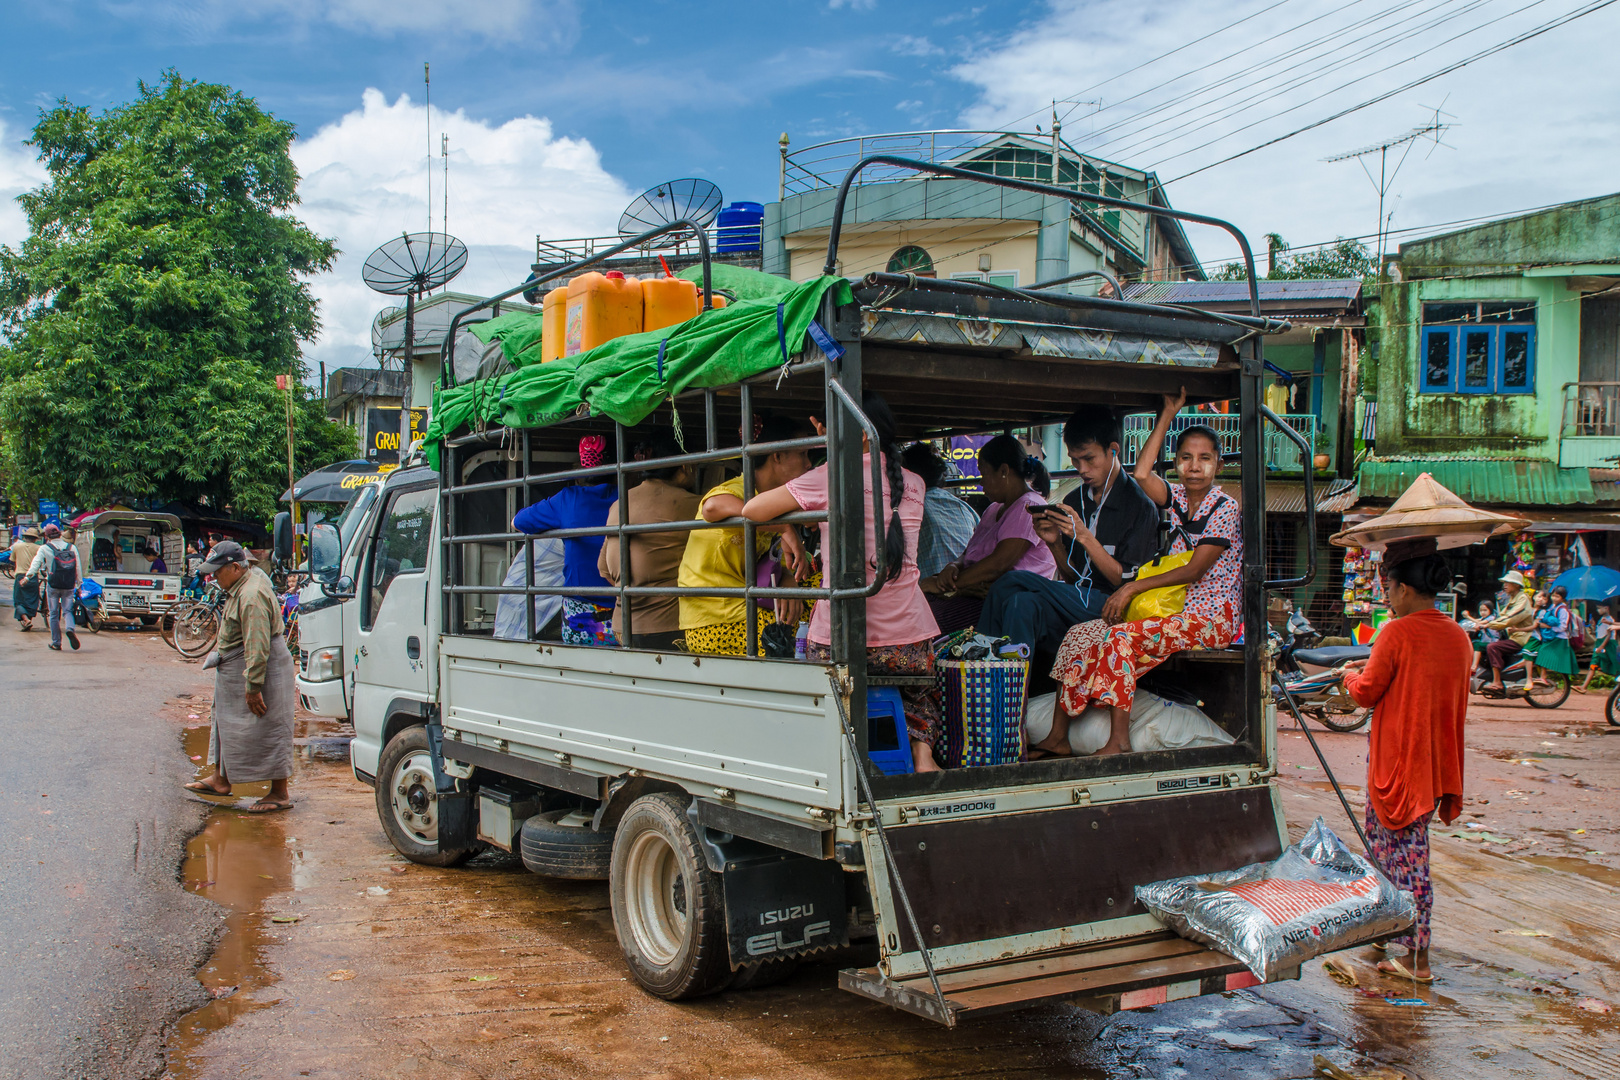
335, 484, 381, 553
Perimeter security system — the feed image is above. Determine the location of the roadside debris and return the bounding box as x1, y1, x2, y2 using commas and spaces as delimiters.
1314, 1053, 1411, 1079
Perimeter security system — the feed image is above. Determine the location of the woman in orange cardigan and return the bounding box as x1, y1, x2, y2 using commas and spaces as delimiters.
1341, 537, 1472, 983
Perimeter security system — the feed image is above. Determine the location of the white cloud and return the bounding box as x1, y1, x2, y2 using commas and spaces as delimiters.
291, 89, 633, 370
0, 121, 48, 250
953, 0, 1620, 268
828, 0, 877, 10
98, 0, 579, 44
890, 34, 943, 57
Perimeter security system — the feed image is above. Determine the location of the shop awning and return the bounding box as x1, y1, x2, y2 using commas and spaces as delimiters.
1359, 459, 1594, 505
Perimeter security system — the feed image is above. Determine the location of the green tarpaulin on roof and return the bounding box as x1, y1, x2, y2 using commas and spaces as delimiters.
424, 274, 850, 470
470, 310, 546, 365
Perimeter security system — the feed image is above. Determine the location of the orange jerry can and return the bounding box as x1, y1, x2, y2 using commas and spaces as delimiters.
642, 276, 699, 333
541, 286, 567, 363
565, 271, 643, 356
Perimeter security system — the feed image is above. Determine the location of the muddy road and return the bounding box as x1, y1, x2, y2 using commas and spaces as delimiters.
0, 624, 216, 1080
163, 655, 1620, 1079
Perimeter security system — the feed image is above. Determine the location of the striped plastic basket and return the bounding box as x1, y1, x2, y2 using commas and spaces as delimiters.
936, 657, 1028, 769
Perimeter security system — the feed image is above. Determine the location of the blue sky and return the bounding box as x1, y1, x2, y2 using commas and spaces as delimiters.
3, 0, 1618, 370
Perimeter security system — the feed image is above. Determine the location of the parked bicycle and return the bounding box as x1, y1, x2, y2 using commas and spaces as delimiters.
164, 582, 228, 659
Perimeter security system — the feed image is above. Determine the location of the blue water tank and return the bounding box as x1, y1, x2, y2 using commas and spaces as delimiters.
716, 201, 764, 253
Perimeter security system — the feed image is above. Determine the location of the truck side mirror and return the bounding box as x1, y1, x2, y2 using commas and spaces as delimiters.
309, 521, 343, 584
272, 512, 295, 564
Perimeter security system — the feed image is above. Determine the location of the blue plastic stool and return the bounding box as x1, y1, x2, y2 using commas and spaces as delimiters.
864, 687, 913, 775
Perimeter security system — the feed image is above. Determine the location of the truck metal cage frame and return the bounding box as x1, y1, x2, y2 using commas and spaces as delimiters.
433, 157, 1314, 792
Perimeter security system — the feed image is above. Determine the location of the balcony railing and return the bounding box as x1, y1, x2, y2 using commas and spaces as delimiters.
1122, 411, 1319, 473
535, 222, 762, 266
781, 129, 1089, 197
1563, 382, 1620, 436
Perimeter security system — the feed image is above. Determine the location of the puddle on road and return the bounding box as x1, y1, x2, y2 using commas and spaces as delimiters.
1523, 854, 1620, 889
164, 723, 333, 1080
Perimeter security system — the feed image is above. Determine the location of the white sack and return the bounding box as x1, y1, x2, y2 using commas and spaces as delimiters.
1024, 689, 1234, 753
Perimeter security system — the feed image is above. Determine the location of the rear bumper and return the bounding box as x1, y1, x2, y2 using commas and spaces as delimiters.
840, 934, 1295, 1023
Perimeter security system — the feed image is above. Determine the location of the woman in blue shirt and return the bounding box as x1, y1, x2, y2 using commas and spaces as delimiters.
513, 436, 620, 646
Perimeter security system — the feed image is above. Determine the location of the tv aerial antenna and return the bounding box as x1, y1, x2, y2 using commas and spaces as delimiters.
617, 178, 722, 250
1324, 110, 1452, 273
362, 231, 467, 447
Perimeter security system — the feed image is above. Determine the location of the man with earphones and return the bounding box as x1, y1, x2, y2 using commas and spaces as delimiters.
977, 405, 1161, 663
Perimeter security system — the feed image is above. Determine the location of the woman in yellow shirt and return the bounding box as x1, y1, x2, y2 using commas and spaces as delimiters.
679, 415, 813, 655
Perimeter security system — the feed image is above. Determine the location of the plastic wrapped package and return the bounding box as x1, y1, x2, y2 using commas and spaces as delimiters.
1022, 690, 1235, 753
1135, 817, 1417, 981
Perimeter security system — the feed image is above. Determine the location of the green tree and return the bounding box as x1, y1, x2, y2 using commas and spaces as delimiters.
1212, 236, 1375, 282
0, 72, 354, 523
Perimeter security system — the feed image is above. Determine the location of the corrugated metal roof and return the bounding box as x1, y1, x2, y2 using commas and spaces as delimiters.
1222, 478, 1358, 514
1124, 279, 1363, 305
1359, 459, 1595, 505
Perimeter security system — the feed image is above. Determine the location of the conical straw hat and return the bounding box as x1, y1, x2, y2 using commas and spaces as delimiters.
1330, 472, 1528, 551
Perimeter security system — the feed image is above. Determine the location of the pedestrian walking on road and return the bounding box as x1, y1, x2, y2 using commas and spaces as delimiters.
10, 526, 42, 631
183, 541, 296, 813
1340, 537, 1472, 984
26, 524, 81, 651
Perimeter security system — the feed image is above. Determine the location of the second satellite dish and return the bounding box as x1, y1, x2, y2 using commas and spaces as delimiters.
617, 179, 722, 249
362, 232, 468, 296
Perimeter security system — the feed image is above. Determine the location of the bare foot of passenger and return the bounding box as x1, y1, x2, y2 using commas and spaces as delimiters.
911, 741, 944, 773
1091, 740, 1131, 757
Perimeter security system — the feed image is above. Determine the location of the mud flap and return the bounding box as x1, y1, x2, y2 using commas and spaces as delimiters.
426, 720, 476, 851
720, 851, 849, 969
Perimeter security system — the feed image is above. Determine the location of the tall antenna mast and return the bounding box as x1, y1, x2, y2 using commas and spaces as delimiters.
441, 133, 449, 260
424, 62, 432, 237
1324, 114, 1450, 273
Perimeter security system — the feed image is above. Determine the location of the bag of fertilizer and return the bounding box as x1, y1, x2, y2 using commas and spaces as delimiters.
1135, 817, 1416, 982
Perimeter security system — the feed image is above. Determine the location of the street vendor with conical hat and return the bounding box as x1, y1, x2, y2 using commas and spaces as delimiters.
1330, 473, 1524, 985
1339, 535, 1472, 984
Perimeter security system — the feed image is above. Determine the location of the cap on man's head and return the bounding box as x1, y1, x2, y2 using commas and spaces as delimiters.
198, 540, 250, 574
42, 524, 61, 539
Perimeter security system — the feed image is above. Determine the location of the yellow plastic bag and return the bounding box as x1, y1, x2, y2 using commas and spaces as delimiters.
1125, 551, 1193, 621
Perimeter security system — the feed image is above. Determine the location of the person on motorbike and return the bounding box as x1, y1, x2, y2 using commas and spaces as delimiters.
1525, 585, 1578, 689
1479, 570, 1536, 697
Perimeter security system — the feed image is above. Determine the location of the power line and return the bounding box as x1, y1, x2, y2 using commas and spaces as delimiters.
1166, 0, 1620, 181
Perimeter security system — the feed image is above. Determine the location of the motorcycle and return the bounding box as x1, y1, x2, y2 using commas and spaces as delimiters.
1471, 654, 1569, 709
1270, 609, 1373, 732
72, 578, 103, 634
1605, 683, 1620, 728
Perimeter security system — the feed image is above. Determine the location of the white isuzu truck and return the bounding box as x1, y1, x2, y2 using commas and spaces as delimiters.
293, 162, 1377, 1023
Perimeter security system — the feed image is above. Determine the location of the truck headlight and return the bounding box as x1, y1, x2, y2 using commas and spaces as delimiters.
304, 646, 342, 682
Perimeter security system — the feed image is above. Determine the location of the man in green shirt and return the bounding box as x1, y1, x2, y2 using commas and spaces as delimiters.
182, 541, 296, 813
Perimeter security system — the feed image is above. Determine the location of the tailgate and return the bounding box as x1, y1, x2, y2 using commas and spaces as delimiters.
842, 932, 1281, 1023
848, 783, 1290, 1022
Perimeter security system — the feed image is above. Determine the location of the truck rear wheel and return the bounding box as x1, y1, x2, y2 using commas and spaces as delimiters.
376, 726, 475, 868
609, 793, 732, 1000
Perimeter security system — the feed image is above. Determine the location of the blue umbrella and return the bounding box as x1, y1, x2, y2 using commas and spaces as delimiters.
1551, 565, 1620, 601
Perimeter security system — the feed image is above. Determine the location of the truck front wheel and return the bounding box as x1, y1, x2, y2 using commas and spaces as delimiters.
376, 726, 475, 868
609, 793, 732, 1000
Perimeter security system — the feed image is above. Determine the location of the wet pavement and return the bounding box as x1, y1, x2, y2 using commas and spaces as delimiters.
157, 667, 1620, 1079
0, 621, 217, 1080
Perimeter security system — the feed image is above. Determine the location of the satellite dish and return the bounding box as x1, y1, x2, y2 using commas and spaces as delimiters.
371, 305, 404, 356
617, 179, 722, 249
362, 232, 467, 296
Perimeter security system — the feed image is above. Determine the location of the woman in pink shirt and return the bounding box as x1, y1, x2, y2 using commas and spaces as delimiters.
920, 434, 1056, 633
742, 394, 945, 771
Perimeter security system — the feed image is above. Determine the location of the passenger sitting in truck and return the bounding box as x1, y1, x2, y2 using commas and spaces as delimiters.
976, 406, 1161, 662
512, 435, 620, 647
1032, 389, 1242, 759
142, 545, 168, 574
919, 434, 1056, 634
742, 394, 945, 772
678, 414, 812, 655
599, 433, 701, 651
901, 442, 978, 578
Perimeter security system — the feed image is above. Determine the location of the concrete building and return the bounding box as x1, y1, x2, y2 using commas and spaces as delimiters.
1366, 191, 1620, 590
765, 131, 1204, 290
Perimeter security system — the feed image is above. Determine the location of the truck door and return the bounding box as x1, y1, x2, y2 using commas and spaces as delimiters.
350, 482, 438, 752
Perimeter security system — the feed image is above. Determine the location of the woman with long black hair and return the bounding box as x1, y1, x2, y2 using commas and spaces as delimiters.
742, 393, 944, 771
